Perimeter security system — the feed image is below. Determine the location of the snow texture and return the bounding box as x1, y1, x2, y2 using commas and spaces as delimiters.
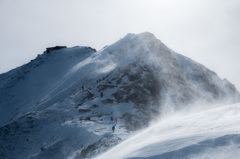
95, 103, 240, 159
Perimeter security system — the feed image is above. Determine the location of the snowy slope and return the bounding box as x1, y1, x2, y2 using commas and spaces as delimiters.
0, 32, 240, 159
0, 46, 96, 125
95, 103, 240, 159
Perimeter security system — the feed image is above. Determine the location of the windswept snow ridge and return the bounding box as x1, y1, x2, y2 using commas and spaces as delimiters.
95, 103, 240, 159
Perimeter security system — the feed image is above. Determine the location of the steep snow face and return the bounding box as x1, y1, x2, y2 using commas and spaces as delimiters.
0, 46, 96, 125
95, 103, 240, 159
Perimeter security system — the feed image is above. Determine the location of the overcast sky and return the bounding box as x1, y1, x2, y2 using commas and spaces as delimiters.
0, 0, 240, 90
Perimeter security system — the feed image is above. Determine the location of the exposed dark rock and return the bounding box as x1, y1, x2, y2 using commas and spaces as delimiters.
75, 134, 122, 159
90, 104, 99, 109
78, 109, 91, 113
46, 46, 67, 53
101, 98, 116, 104
87, 90, 94, 99
121, 113, 146, 131
97, 84, 116, 92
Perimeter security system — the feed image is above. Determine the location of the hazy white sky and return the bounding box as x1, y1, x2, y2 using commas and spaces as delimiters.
0, 0, 240, 90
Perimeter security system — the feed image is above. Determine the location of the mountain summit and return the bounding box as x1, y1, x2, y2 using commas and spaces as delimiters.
0, 32, 239, 158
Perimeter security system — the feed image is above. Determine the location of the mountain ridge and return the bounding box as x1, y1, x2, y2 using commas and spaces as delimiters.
0, 32, 240, 159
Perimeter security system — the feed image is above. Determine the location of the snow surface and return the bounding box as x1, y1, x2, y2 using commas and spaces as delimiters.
0, 46, 96, 125
95, 103, 240, 159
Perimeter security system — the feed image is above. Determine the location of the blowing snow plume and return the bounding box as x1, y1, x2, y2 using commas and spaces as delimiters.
95, 103, 240, 159
90, 32, 240, 119
0, 32, 240, 159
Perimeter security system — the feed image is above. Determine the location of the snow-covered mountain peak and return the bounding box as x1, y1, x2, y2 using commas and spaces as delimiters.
1, 32, 240, 159
94, 32, 169, 70
135, 32, 164, 45
123, 32, 159, 43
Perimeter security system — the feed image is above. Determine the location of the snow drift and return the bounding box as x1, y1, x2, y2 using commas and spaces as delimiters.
95, 103, 240, 159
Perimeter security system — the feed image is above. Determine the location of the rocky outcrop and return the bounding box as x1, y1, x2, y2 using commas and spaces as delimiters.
75, 134, 121, 159
46, 46, 67, 53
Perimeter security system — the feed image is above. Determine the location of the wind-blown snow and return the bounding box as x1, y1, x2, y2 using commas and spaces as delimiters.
1, 32, 240, 159
95, 103, 240, 159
